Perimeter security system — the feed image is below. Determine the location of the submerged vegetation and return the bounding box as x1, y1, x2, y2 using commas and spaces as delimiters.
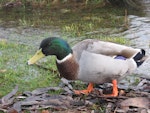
0, 0, 128, 98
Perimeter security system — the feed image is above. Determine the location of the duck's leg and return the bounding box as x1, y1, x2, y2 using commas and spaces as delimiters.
104, 79, 118, 97
74, 83, 94, 95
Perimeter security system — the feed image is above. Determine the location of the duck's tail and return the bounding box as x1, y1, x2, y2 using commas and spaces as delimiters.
133, 49, 147, 67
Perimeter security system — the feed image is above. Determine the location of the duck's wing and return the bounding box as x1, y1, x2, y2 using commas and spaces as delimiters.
72, 39, 143, 61
77, 50, 137, 84
72, 39, 96, 61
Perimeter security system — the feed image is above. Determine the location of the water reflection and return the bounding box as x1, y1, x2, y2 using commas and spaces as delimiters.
140, 0, 150, 17
126, 0, 150, 17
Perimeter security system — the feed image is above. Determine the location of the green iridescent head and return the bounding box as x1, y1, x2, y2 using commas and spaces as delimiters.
28, 37, 72, 65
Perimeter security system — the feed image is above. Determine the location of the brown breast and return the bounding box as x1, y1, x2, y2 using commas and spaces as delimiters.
56, 55, 79, 80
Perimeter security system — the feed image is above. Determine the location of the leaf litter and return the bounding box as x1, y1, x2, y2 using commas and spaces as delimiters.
0, 77, 149, 113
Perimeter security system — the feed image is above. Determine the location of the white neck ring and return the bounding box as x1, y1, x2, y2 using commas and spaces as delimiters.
56, 53, 73, 63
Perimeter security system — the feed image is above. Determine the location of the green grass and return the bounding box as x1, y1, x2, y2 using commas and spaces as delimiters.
0, 1, 128, 98
0, 1, 133, 113
60, 5, 125, 38
0, 40, 60, 97
0, 35, 129, 97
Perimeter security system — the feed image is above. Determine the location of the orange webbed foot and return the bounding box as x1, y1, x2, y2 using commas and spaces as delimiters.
74, 83, 94, 95
103, 79, 118, 97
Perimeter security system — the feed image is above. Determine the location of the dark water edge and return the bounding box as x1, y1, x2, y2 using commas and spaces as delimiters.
108, 0, 150, 17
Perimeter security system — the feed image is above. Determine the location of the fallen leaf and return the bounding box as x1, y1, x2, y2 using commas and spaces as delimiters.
42, 110, 49, 113
31, 87, 62, 95
0, 69, 7, 73
12, 102, 22, 113
105, 102, 114, 113
120, 97, 149, 111
1, 86, 18, 105
7, 108, 18, 113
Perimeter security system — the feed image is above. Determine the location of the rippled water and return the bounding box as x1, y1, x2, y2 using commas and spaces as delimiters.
122, 15, 150, 78
140, 0, 150, 17
121, 0, 150, 79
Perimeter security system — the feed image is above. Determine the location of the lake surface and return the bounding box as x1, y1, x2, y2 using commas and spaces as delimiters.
121, 0, 150, 79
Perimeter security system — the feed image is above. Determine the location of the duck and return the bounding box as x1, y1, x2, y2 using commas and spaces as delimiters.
27, 37, 148, 97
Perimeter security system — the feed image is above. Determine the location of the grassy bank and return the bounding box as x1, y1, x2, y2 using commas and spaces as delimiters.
0, 0, 128, 97
0, 40, 59, 96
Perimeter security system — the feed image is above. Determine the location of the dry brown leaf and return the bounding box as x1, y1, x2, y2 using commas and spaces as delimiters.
42, 110, 49, 113
1, 86, 18, 105
120, 97, 149, 111
7, 108, 18, 113
105, 102, 114, 113
0, 69, 7, 73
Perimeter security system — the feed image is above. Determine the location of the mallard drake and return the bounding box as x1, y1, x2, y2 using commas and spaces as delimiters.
28, 37, 147, 97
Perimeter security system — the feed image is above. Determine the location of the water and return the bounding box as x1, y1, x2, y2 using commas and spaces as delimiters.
122, 0, 150, 79
140, 0, 150, 17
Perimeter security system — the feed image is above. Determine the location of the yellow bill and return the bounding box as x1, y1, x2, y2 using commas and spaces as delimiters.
27, 49, 45, 65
